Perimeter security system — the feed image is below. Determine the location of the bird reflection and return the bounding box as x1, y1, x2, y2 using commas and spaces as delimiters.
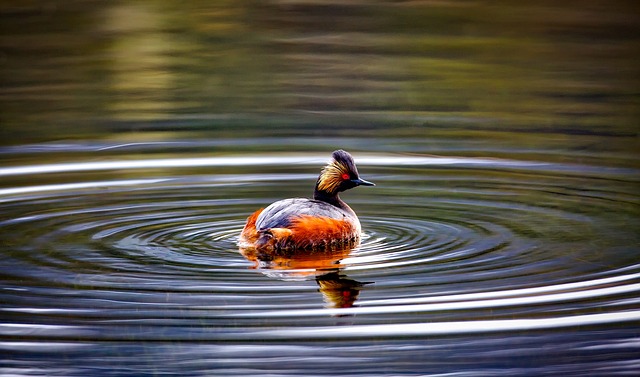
316, 271, 366, 309
239, 246, 368, 310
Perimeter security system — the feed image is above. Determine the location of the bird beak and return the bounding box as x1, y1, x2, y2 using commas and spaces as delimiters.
352, 178, 375, 187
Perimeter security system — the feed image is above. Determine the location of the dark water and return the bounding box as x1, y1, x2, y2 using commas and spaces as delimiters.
1, 2, 639, 376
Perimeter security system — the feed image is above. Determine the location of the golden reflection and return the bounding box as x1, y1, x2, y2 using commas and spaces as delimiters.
239, 246, 368, 309
104, 3, 177, 120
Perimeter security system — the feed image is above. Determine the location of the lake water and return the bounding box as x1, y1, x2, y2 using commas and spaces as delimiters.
1, 2, 639, 376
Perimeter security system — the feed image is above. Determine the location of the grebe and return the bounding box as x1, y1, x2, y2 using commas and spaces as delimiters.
239, 150, 374, 252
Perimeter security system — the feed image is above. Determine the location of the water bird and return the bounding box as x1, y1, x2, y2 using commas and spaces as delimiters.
239, 150, 374, 252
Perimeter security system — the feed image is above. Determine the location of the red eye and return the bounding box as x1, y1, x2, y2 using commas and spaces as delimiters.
341, 173, 350, 180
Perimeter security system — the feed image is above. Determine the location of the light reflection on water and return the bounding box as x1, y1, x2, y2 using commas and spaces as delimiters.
0, 154, 546, 176
0, 152, 639, 375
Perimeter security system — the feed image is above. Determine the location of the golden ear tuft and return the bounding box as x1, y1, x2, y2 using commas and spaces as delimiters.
317, 159, 349, 193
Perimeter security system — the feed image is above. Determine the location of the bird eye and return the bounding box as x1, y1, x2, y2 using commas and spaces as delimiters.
341, 173, 350, 180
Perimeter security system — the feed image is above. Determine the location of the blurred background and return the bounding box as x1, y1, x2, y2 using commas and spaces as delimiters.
1, 0, 638, 162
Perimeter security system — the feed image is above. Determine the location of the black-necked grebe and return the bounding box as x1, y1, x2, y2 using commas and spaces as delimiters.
239, 150, 374, 251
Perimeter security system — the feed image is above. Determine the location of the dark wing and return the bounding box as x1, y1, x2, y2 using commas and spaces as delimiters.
255, 198, 348, 230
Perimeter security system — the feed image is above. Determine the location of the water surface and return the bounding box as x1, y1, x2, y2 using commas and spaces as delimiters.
1, 150, 639, 375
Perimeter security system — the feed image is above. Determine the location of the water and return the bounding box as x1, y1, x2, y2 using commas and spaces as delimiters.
1, 150, 639, 375
1, 2, 639, 376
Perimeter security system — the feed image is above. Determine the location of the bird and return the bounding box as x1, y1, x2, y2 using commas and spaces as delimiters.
239, 150, 374, 252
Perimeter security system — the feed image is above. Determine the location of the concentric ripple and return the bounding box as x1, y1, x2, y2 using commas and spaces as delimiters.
1, 154, 639, 375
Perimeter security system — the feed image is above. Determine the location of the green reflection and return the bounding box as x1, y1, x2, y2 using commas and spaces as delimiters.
0, 1, 637, 159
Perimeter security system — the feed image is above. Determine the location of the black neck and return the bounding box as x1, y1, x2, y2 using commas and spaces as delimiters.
314, 188, 356, 216
314, 188, 341, 206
